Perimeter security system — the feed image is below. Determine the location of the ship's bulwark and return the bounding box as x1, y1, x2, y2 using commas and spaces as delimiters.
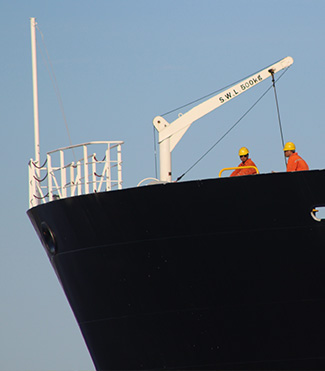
28, 170, 325, 370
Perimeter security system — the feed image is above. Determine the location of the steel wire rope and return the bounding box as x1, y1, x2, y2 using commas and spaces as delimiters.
175, 68, 291, 182
159, 59, 287, 118
36, 25, 77, 164
160, 85, 233, 117
153, 69, 270, 170
269, 69, 287, 168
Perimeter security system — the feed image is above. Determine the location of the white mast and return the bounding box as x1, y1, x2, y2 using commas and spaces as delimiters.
153, 56, 294, 182
30, 17, 40, 175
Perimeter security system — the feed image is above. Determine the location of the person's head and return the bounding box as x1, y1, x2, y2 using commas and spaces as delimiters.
283, 142, 295, 158
238, 147, 249, 162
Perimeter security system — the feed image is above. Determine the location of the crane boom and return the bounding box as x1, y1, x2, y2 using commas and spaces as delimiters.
153, 56, 293, 182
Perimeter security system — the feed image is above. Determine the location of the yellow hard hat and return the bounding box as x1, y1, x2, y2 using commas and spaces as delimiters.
283, 142, 295, 151
238, 147, 249, 156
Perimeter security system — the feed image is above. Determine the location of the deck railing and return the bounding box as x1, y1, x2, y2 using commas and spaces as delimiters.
28, 141, 123, 208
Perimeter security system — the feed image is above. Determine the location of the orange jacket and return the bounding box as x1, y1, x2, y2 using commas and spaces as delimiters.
230, 158, 257, 177
286, 152, 309, 172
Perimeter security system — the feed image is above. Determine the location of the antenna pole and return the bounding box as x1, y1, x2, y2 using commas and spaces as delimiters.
30, 17, 40, 174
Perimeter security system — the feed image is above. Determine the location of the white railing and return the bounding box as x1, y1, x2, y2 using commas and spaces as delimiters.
28, 141, 123, 208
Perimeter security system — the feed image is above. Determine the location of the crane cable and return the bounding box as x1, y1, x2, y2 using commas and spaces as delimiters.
175, 67, 291, 182
159, 66, 281, 118
269, 68, 287, 169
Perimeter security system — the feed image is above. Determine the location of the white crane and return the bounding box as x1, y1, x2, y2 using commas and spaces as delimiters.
153, 56, 294, 182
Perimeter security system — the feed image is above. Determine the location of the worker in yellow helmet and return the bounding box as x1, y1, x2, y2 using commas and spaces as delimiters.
283, 142, 309, 171
230, 147, 258, 177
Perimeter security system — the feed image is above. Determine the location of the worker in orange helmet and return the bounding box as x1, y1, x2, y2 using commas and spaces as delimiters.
230, 147, 258, 177
283, 142, 309, 172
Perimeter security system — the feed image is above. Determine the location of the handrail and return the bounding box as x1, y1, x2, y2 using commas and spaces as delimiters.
47, 141, 123, 154
28, 141, 123, 208
219, 166, 259, 177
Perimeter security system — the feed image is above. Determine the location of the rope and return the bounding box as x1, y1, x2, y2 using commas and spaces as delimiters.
159, 59, 288, 117
160, 69, 272, 117
32, 158, 47, 169
33, 173, 48, 183
161, 86, 230, 117
269, 68, 287, 168
94, 155, 106, 162
175, 68, 290, 182
33, 193, 49, 200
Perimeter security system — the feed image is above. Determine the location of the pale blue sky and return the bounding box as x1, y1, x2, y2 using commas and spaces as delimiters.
1, 1, 325, 370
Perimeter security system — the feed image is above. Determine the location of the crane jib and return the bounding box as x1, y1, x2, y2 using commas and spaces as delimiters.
153, 56, 294, 182
219, 75, 263, 103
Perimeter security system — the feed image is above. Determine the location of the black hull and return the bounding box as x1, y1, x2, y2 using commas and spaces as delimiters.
28, 170, 325, 370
